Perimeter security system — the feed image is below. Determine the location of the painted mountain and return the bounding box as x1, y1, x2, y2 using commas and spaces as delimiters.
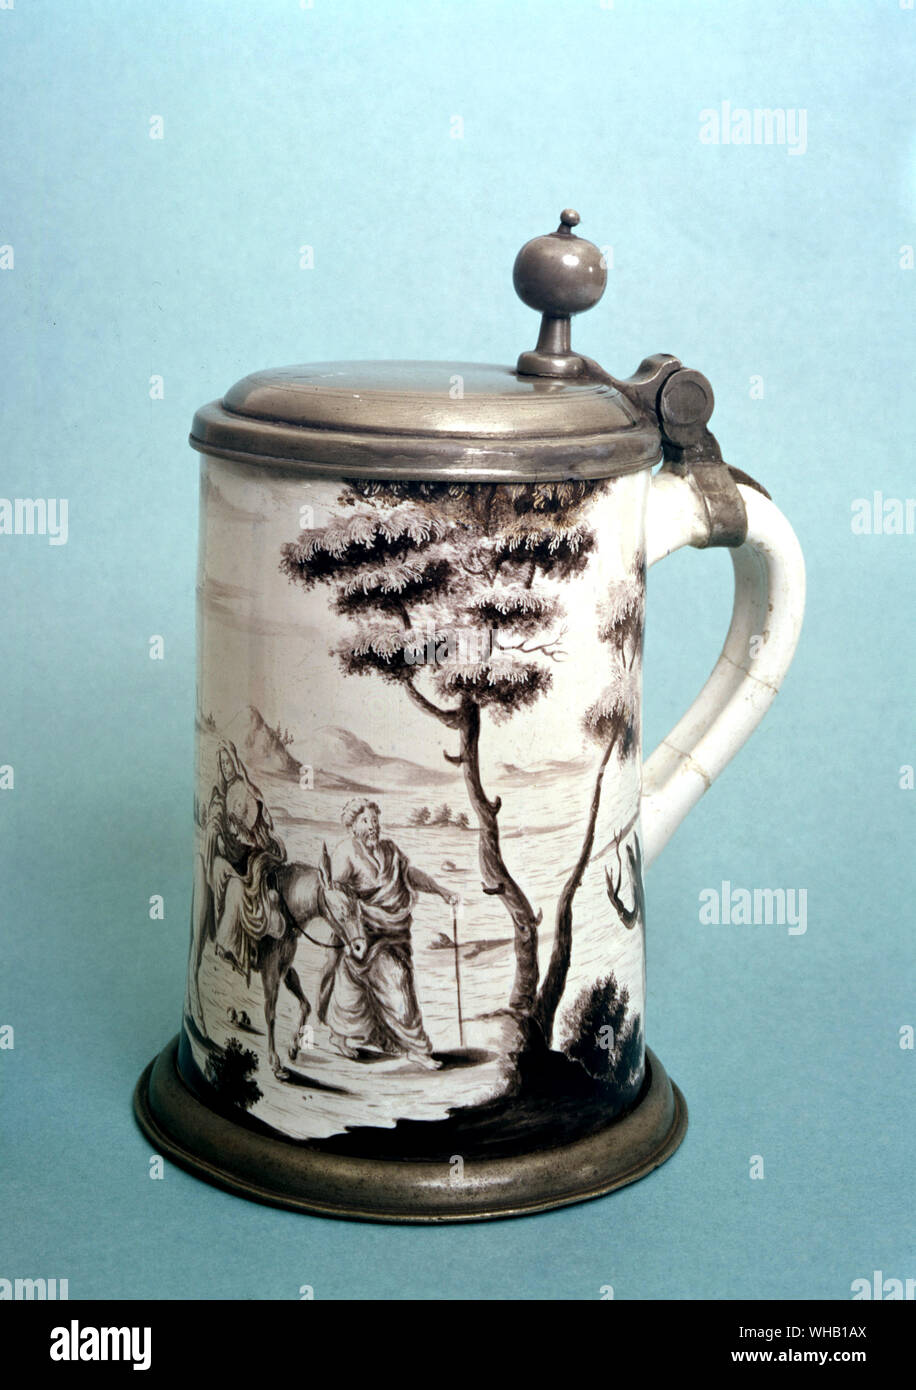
222, 706, 302, 779
496, 754, 593, 787
216, 709, 460, 791
315, 725, 459, 789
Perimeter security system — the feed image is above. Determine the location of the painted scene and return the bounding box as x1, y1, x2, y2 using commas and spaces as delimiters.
180, 461, 650, 1159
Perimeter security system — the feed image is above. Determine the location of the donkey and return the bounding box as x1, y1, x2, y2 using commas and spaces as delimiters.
188, 843, 366, 1079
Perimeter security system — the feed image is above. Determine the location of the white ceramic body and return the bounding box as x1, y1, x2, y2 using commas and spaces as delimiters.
178, 457, 804, 1158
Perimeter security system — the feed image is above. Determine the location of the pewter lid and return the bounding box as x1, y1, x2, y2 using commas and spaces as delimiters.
189, 211, 663, 481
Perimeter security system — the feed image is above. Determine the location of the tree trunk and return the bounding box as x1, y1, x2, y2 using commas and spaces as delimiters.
404, 680, 542, 1023
457, 700, 541, 1015
605, 835, 645, 931
535, 739, 615, 1043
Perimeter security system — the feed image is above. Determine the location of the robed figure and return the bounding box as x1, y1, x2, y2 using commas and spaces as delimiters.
201, 742, 287, 986
322, 798, 458, 1070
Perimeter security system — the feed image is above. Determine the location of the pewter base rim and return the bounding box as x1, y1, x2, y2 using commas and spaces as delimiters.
133, 1036, 687, 1224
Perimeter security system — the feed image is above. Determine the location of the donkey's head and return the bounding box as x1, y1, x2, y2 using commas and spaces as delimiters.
317, 844, 368, 960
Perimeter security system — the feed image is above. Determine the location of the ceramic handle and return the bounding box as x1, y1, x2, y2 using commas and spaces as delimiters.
640, 470, 806, 867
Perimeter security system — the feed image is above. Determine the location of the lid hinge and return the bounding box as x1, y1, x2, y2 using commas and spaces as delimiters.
580, 354, 771, 548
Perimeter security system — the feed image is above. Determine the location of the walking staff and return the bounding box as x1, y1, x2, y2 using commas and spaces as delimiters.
451, 900, 465, 1049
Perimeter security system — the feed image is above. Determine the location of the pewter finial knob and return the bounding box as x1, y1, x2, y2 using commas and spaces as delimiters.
514, 209, 607, 377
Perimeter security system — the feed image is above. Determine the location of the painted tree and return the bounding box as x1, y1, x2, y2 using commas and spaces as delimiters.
535, 551, 645, 1043
280, 479, 603, 1022
206, 1038, 263, 1111
560, 972, 643, 1100
605, 836, 646, 932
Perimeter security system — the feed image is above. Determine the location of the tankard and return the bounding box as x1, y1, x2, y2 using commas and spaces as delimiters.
135, 210, 805, 1220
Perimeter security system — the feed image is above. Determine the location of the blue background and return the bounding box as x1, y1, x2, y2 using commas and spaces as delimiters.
2, 0, 913, 1300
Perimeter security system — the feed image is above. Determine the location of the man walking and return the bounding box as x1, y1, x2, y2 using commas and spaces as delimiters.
322, 798, 459, 1070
